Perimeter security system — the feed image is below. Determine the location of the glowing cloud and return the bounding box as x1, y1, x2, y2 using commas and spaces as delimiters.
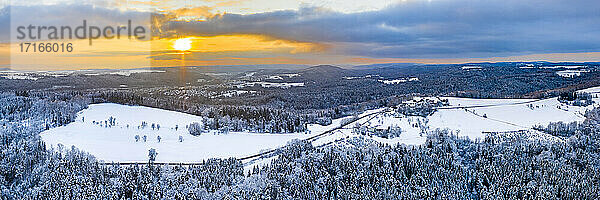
154, 34, 326, 54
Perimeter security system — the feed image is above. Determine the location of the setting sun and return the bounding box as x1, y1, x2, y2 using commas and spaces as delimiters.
173, 38, 192, 51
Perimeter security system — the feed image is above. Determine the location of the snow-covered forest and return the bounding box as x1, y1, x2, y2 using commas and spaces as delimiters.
2, 89, 600, 199
2, 63, 600, 199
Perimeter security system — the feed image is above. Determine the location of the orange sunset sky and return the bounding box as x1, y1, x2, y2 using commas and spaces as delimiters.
1, 0, 599, 71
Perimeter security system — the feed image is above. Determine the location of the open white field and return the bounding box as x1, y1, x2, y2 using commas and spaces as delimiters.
40, 103, 312, 163
359, 87, 600, 143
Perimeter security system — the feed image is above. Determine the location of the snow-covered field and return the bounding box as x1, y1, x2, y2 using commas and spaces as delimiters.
356, 87, 600, 143
40, 103, 380, 164
41, 103, 312, 163
429, 98, 585, 139
82, 69, 165, 76
556, 70, 590, 78
234, 81, 305, 88
378, 77, 419, 84
0, 69, 165, 80
461, 66, 482, 70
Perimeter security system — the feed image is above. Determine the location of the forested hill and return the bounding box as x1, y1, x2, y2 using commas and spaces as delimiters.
298, 65, 349, 79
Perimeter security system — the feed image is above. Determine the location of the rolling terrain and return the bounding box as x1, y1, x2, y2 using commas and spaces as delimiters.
40, 84, 600, 167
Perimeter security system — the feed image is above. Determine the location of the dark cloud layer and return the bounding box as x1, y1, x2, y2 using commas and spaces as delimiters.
168, 0, 600, 58
2, 0, 599, 59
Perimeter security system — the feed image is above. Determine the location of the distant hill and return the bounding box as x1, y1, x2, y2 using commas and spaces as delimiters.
352, 63, 418, 70
301, 65, 346, 73
298, 65, 348, 80
185, 64, 309, 72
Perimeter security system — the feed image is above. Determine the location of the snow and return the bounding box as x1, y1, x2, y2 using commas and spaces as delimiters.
266, 74, 299, 80
0, 69, 163, 80
41, 103, 312, 163
378, 77, 418, 84
343, 75, 382, 80
520, 65, 587, 70
306, 114, 358, 136
380, 79, 407, 84
428, 108, 526, 139
541, 66, 586, 69
267, 76, 283, 80
579, 86, 600, 94
52, 85, 73, 89
108, 69, 165, 76
461, 66, 482, 70
280, 73, 300, 78
204, 73, 229, 76
235, 82, 305, 88
38, 71, 74, 77
244, 156, 278, 174
556, 70, 590, 78
322, 87, 600, 146
83, 69, 165, 76
460, 98, 588, 127
212, 90, 257, 98
440, 97, 536, 108
0, 74, 39, 80
357, 114, 427, 146
41, 103, 358, 163
363, 93, 598, 143
486, 130, 563, 144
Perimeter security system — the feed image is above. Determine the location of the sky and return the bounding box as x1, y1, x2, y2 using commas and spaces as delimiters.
1, 0, 600, 70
